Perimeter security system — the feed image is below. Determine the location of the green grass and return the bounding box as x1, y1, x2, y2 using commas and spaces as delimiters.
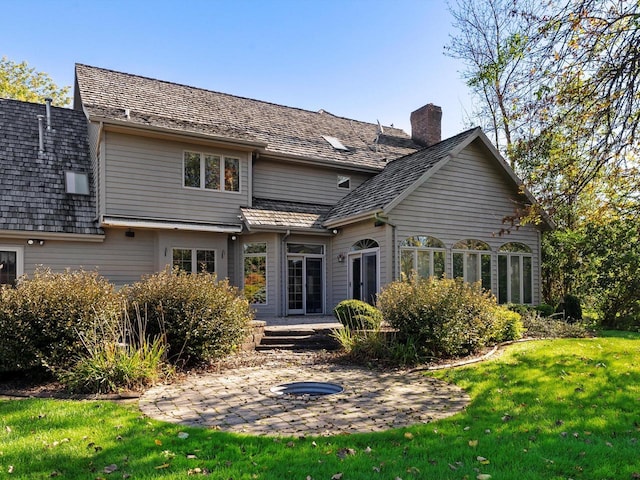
1, 332, 639, 479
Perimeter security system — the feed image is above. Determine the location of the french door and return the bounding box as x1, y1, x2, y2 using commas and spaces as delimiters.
349, 250, 378, 305
287, 256, 324, 314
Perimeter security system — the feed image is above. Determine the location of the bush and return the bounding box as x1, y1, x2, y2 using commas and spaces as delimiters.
125, 268, 253, 367
535, 303, 556, 317
491, 308, 524, 343
0, 287, 32, 372
333, 299, 383, 329
378, 277, 508, 358
558, 294, 583, 322
1, 269, 121, 372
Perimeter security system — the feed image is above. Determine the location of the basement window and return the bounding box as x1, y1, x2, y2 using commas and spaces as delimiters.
65, 171, 90, 195
322, 135, 349, 151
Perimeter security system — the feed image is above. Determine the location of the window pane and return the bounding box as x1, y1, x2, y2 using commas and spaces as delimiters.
196, 250, 215, 273
481, 254, 492, 290
173, 248, 192, 272
0, 251, 17, 286
244, 255, 267, 304
287, 243, 324, 254
498, 255, 508, 304
523, 256, 533, 304
184, 152, 200, 188
204, 155, 220, 190
467, 253, 479, 283
400, 249, 414, 278
417, 250, 430, 277
453, 252, 464, 279
510, 256, 521, 304
224, 157, 240, 192
337, 175, 350, 189
433, 251, 445, 278
244, 242, 267, 254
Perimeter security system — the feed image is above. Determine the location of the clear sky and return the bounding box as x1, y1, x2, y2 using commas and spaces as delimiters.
1, 0, 474, 138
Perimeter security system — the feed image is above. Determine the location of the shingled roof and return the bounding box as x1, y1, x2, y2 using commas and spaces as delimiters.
240, 198, 332, 232
74, 64, 421, 171
0, 98, 102, 236
324, 128, 481, 225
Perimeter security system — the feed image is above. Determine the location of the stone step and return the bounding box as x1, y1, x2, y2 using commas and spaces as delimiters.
257, 329, 340, 351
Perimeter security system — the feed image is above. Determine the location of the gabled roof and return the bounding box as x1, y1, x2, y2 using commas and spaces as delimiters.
74, 64, 421, 171
240, 199, 332, 232
324, 128, 480, 225
324, 127, 554, 229
0, 98, 102, 237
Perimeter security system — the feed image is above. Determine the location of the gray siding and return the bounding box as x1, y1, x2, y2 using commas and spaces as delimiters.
389, 141, 542, 303
253, 159, 371, 205
103, 132, 250, 224
87, 121, 101, 217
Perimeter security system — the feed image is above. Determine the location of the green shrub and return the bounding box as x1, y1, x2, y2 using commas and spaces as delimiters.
491, 308, 524, 342
378, 277, 503, 358
0, 288, 33, 372
333, 299, 383, 329
1, 268, 121, 372
60, 307, 170, 394
125, 268, 253, 367
559, 294, 583, 322
535, 303, 556, 317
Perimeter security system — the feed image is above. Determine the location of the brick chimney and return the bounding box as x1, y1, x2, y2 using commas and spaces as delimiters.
410, 103, 442, 147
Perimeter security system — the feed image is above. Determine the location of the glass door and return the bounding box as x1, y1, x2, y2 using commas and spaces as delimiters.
349, 251, 378, 305
287, 256, 324, 314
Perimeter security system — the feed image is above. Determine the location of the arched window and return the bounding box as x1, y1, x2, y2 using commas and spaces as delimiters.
400, 235, 445, 279
498, 242, 533, 304
452, 239, 492, 290
351, 239, 379, 251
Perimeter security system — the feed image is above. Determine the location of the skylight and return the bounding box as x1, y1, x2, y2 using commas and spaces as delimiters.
322, 135, 349, 151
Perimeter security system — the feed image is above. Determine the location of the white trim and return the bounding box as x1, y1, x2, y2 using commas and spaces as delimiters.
100, 216, 242, 233
182, 150, 242, 194
0, 230, 105, 242
243, 242, 268, 306
347, 246, 380, 304
171, 247, 216, 274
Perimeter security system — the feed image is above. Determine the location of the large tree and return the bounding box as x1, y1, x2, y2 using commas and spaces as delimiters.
0, 57, 70, 106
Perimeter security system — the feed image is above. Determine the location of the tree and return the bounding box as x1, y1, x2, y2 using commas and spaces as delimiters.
0, 57, 70, 106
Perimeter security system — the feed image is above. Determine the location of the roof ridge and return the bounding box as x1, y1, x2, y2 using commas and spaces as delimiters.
75, 63, 405, 133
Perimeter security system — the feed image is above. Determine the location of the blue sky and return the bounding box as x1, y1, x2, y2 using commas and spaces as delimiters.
2, 0, 473, 138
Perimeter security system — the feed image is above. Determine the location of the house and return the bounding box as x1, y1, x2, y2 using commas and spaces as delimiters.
0, 64, 552, 317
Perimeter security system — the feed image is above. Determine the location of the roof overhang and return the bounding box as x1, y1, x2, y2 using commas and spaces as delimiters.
100, 215, 242, 233
323, 209, 381, 228
94, 118, 268, 152
0, 229, 105, 243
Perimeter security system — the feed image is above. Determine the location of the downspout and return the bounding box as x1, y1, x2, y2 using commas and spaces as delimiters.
373, 213, 397, 281
281, 229, 291, 316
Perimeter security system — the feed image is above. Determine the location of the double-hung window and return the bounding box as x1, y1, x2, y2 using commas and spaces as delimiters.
172, 248, 216, 274
400, 236, 445, 279
243, 242, 267, 304
452, 239, 492, 290
183, 151, 240, 192
498, 243, 533, 304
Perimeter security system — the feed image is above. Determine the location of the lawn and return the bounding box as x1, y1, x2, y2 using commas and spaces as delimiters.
1, 332, 638, 479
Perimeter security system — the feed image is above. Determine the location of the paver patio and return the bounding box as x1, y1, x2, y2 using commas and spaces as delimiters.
139, 353, 470, 436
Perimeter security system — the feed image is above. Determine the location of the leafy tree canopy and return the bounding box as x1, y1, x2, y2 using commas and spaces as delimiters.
0, 57, 70, 106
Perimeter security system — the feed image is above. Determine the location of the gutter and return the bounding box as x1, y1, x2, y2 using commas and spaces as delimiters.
0, 229, 105, 243
373, 213, 398, 281
100, 215, 243, 233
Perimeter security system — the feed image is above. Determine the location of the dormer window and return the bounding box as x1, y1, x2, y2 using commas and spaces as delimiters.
65, 171, 89, 195
337, 175, 351, 190
322, 135, 349, 151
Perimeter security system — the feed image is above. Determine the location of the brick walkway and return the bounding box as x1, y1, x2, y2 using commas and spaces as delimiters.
139, 353, 470, 437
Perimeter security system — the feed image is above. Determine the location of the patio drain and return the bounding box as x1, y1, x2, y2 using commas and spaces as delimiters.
270, 381, 344, 396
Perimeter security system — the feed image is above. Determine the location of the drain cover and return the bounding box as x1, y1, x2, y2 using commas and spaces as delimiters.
270, 381, 344, 396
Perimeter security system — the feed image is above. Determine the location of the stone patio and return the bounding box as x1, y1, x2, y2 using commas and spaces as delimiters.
139, 351, 470, 437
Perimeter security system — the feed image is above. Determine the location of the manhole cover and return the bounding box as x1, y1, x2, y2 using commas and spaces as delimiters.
270, 381, 344, 396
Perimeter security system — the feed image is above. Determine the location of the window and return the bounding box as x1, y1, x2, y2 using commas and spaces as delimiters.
351, 239, 379, 251
400, 235, 445, 279
244, 242, 267, 304
322, 135, 349, 151
65, 171, 89, 195
452, 239, 492, 290
0, 247, 23, 287
287, 243, 324, 254
172, 248, 216, 273
498, 243, 533, 304
337, 175, 351, 190
183, 151, 240, 192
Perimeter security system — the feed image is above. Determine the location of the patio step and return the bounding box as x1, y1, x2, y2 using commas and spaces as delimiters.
256, 326, 341, 351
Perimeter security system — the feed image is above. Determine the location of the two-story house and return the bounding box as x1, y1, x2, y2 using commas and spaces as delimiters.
0, 64, 552, 318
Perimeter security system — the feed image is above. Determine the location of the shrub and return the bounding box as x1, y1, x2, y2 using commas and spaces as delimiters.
378, 277, 506, 358
0, 287, 33, 372
60, 307, 170, 394
558, 294, 583, 322
1, 268, 121, 372
333, 299, 383, 329
535, 303, 556, 317
491, 308, 524, 343
125, 268, 253, 367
